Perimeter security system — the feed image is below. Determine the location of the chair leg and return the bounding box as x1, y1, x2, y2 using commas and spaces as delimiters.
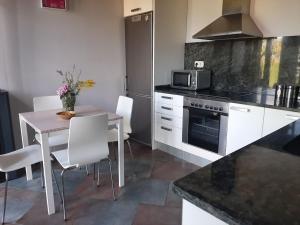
107, 159, 116, 201
2, 173, 8, 225
51, 168, 63, 204
126, 140, 134, 159
85, 165, 89, 176
97, 162, 100, 187
93, 164, 96, 181
40, 163, 44, 188
61, 170, 67, 221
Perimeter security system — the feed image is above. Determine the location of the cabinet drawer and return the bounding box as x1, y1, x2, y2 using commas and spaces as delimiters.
155, 113, 182, 128
155, 102, 183, 117
155, 123, 182, 148
155, 92, 183, 107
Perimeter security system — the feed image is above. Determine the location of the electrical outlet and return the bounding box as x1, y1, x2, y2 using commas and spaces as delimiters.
194, 61, 204, 69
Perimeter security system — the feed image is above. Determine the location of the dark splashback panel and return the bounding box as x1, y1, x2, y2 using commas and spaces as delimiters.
185, 36, 300, 92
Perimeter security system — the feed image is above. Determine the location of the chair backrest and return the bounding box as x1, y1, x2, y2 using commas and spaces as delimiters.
67, 114, 109, 166
116, 96, 133, 134
33, 95, 62, 112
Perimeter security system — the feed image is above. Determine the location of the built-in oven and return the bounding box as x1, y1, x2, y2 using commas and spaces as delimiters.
182, 97, 229, 156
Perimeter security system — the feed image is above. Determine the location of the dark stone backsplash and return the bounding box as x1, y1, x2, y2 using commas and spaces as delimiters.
185, 36, 300, 92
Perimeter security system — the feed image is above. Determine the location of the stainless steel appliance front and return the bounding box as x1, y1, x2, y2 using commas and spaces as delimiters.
182, 97, 229, 156
171, 70, 211, 91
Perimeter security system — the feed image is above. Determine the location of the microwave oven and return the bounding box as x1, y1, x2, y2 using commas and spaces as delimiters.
171, 70, 211, 91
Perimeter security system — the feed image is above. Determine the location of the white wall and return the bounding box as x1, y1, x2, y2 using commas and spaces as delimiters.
186, 0, 300, 43
0, 0, 125, 146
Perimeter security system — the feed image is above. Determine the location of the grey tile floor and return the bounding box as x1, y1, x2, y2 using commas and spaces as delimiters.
0, 142, 199, 225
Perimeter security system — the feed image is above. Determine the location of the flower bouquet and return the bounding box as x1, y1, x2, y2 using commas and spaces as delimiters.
57, 65, 95, 112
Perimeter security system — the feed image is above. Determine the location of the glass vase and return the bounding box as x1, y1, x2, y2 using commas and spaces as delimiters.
62, 94, 76, 112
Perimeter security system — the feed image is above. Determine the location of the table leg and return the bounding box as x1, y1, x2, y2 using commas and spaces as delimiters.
40, 133, 55, 215
117, 119, 124, 187
19, 116, 33, 181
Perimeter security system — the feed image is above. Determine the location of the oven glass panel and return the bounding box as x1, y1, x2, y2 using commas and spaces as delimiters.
173, 72, 190, 87
188, 108, 220, 153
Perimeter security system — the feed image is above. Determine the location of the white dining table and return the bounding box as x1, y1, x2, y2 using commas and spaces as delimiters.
18, 105, 124, 215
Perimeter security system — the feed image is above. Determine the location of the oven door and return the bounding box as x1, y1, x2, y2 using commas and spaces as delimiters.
183, 107, 228, 155
171, 71, 191, 88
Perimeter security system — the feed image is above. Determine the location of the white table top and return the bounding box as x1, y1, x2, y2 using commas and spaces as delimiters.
19, 105, 122, 134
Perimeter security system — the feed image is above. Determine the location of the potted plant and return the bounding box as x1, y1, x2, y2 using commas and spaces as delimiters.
56, 65, 95, 112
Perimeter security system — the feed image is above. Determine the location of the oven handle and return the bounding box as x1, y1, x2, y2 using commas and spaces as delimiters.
182, 107, 190, 143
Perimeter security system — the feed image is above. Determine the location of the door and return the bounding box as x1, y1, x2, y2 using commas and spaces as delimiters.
183, 107, 221, 153
129, 94, 152, 145
125, 12, 153, 145
226, 103, 265, 154
125, 12, 152, 96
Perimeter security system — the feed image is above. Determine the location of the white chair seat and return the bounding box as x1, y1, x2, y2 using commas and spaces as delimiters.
35, 130, 69, 147
52, 149, 109, 169
0, 145, 42, 172
51, 149, 74, 169
108, 128, 129, 143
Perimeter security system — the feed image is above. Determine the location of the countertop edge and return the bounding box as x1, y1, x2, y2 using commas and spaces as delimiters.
172, 183, 243, 225
154, 89, 300, 113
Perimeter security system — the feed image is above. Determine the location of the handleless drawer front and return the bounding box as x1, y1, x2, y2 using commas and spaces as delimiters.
155, 102, 183, 117
155, 92, 183, 107
155, 113, 183, 128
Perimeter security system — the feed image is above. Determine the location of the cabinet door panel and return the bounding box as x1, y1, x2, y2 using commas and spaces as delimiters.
226, 103, 264, 154
124, 0, 153, 17
262, 108, 300, 136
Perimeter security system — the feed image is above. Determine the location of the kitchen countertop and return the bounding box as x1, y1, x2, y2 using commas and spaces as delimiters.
155, 85, 300, 112
173, 119, 300, 225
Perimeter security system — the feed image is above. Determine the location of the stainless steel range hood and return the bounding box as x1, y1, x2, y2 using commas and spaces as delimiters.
193, 0, 263, 40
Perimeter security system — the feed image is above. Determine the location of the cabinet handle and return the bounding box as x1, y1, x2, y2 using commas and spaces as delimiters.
161, 96, 173, 100
230, 106, 251, 113
161, 116, 172, 121
285, 114, 300, 120
131, 7, 141, 12
161, 126, 172, 132
161, 106, 173, 111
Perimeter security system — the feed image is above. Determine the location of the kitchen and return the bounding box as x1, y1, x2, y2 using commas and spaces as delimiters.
0, 0, 300, 224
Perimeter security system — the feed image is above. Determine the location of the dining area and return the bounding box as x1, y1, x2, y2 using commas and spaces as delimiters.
1, 91, 131, 222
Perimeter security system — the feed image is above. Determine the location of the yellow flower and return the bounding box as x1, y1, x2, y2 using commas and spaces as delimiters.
78, 80, 95, 89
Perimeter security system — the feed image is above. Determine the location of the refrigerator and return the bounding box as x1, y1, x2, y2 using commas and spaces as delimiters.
125, 12, 153, 146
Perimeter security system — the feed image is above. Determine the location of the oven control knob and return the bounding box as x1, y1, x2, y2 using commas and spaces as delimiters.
209, 106, 213, 110
205, 105, 209, 109
214, 107, 218, 110
219, 107, 223, 111
194, 103, 199, 107
191, 103, 195, 106
199, 104, 203, 108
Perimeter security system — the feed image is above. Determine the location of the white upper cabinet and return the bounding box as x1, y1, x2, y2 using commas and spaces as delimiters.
124, 0, 153, 17
262, 108, 300, 137
226, 103, 265, 154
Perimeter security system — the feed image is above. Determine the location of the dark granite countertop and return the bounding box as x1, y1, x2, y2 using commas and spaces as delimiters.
155, 85, 300, 112
173, 120, 300, 225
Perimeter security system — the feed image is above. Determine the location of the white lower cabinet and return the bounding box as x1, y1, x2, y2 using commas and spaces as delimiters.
262, 108, 300, 136
182, 200, 228, 225
155, 123, 182, 149
226, 103, 265, 154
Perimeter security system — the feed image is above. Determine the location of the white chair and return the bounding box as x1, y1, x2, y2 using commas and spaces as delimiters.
108, 96, 134, 159
51, 114, 116, 221
0, 145, 42, 225
33, 96, 69, 148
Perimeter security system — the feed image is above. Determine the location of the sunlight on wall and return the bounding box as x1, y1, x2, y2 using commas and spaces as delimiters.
260, 38, 282, 88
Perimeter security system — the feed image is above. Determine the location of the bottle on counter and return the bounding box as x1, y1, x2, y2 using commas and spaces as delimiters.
284, 85, 300, 107
274, 84, 286, 106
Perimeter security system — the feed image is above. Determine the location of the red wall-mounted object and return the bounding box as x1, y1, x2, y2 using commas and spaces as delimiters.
41, 0, 68, 10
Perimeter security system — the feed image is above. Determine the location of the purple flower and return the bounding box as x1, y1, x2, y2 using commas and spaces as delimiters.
57, 84, 69, 97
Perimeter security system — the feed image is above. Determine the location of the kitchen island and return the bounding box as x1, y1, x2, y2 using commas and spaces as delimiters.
173, 118, 300, 225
